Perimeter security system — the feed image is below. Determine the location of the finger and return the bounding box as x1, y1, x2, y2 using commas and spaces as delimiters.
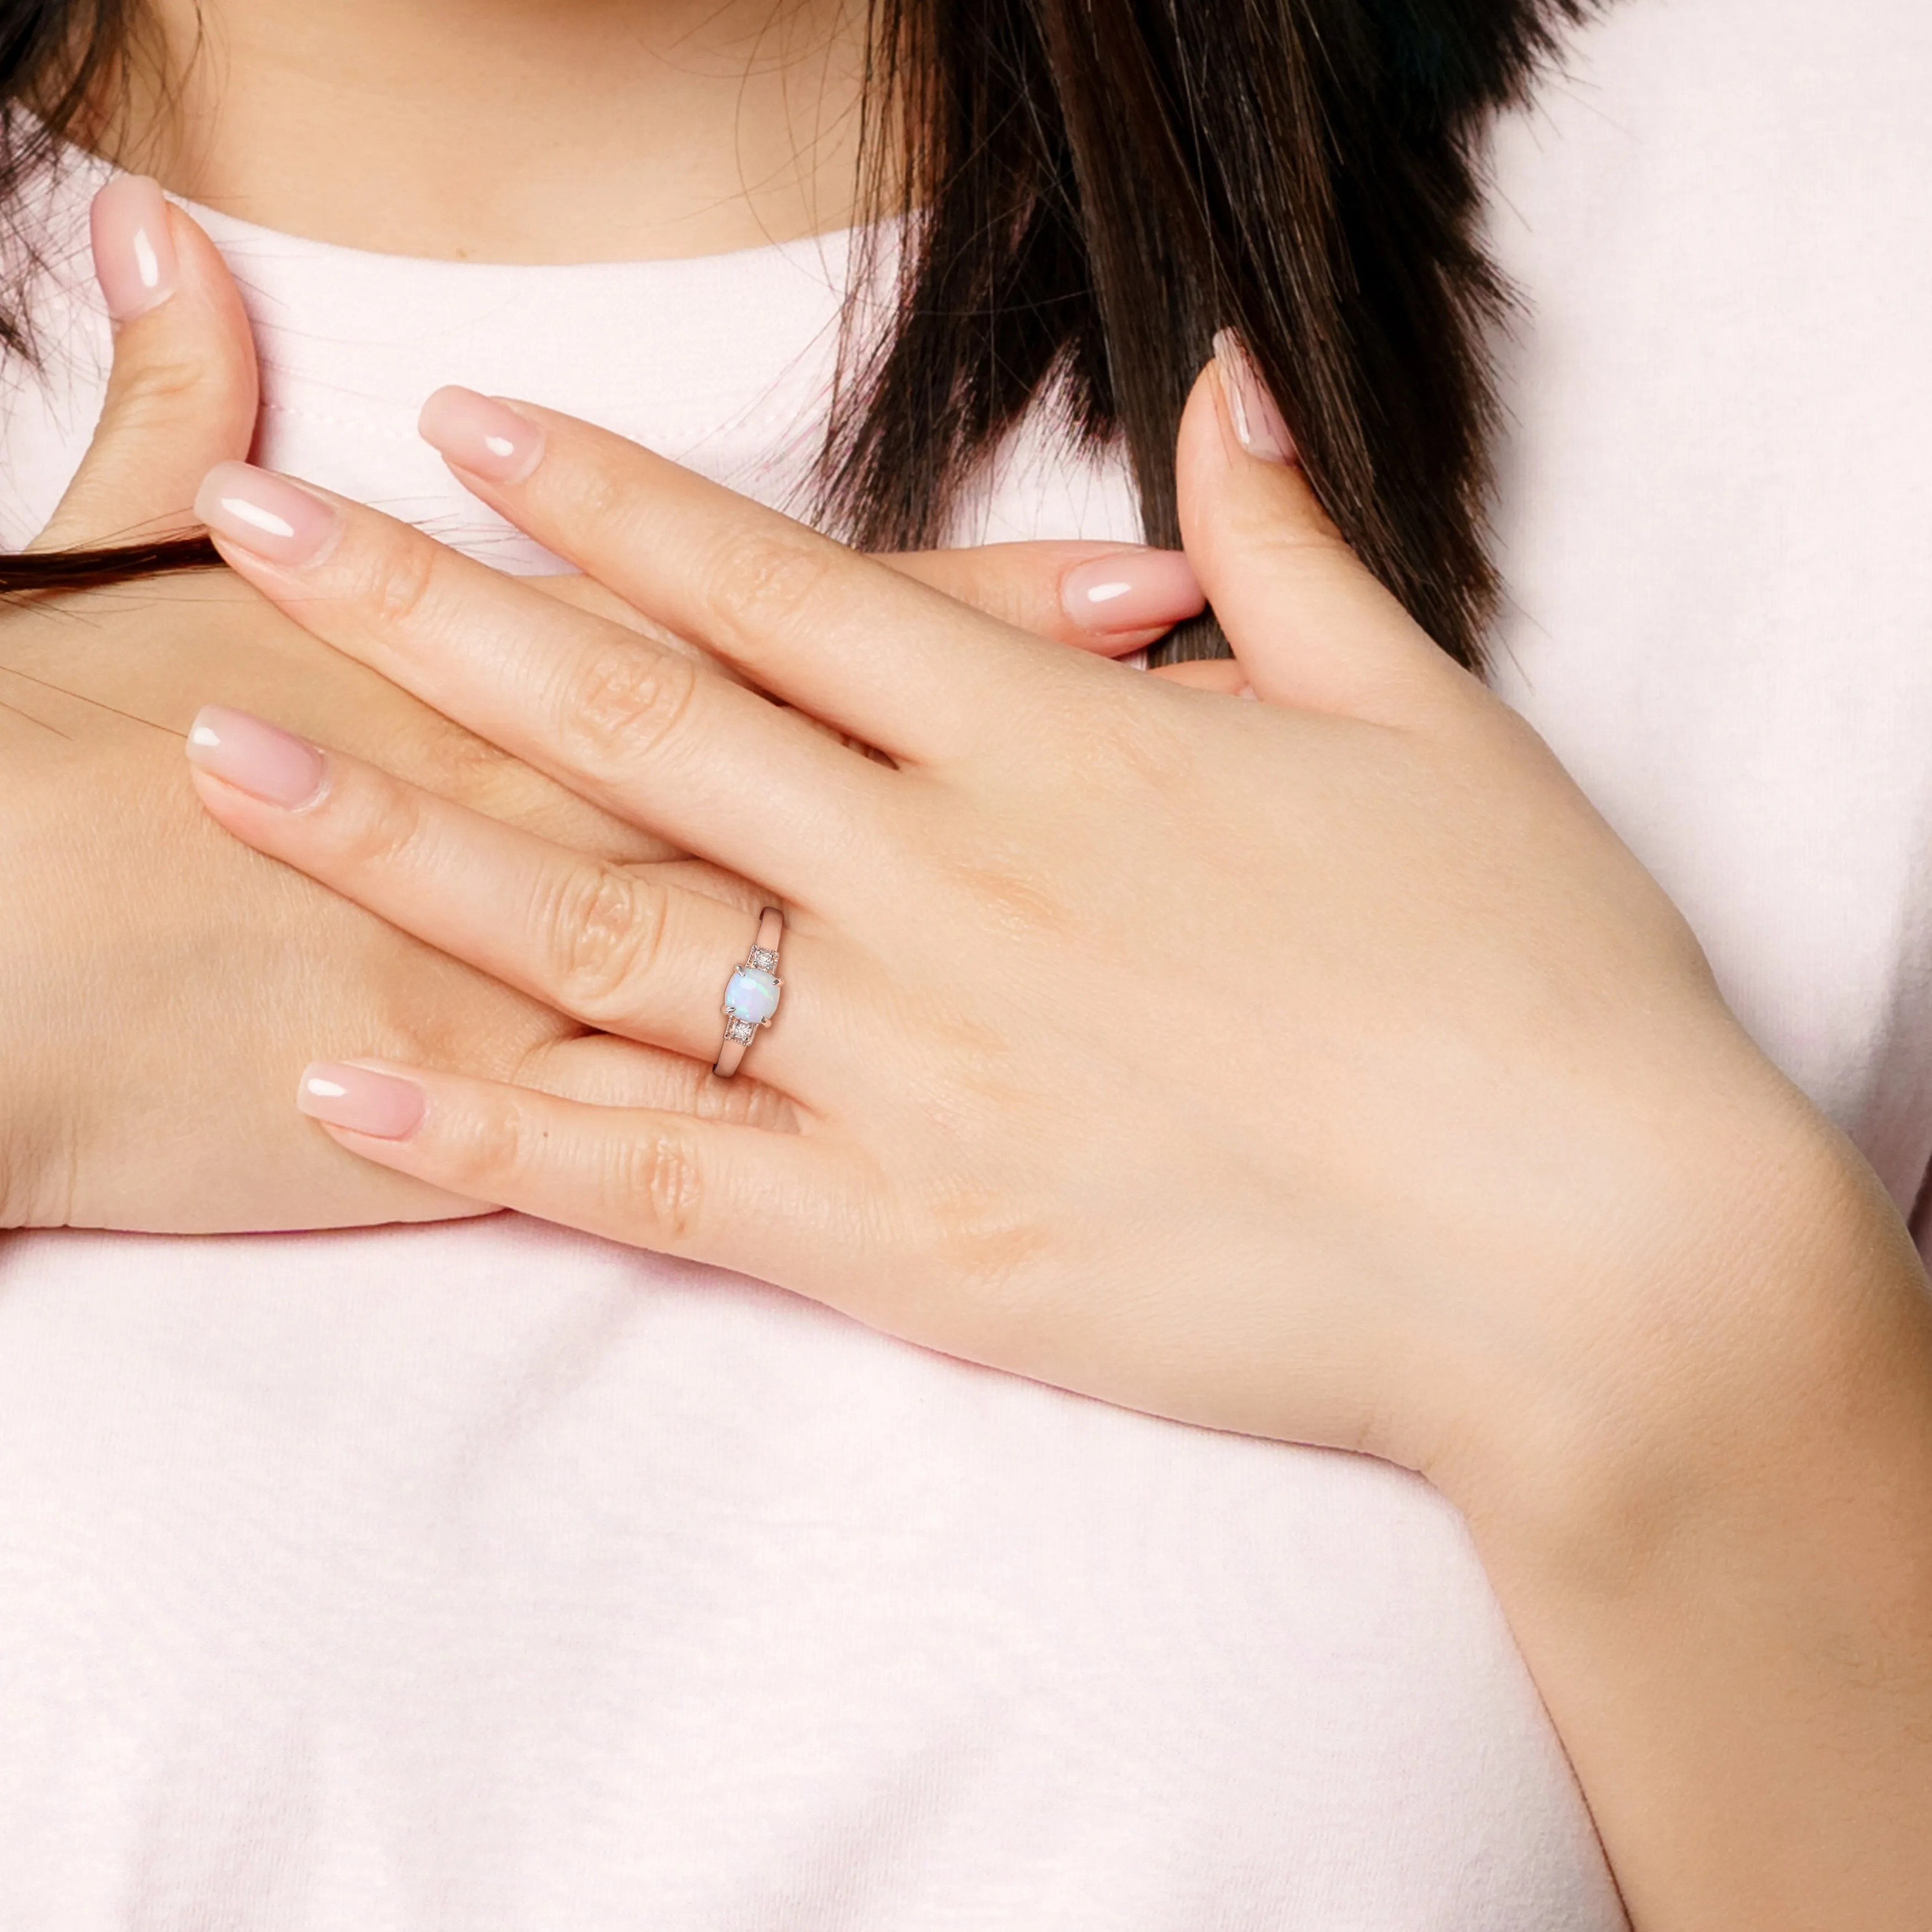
531, 542, 1204, 662
192, 461, 893, 899
1173, 333, 1474, 725
35, 181, 258, 551
524, 547, 1194, 777
518, 1033, 799, 1132
879, 543, 1202, 655
413, 386, 1060, 762
291, 1058, 861, 1282
186, 705, 831, 1087
526, 569, 711, 656
524, 573, 889, 763
1150, 659, 1250, 697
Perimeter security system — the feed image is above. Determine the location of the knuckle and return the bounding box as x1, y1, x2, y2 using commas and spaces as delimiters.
443, 1101, 538, 1200
106, 352, 215, 416
1219, 468, 1356, 562
699, 1075, 795, 1131
538, 864, 666, 1020
931, 825, 1070, 942
562, 452, 635, 538
911, 1172, 1053, 1331
939, 856, 1067, 942
1091, 702, 1195, 795
1236, 498, 1352, 565
328, 769, 431, 874
607, 1128, 703, 1242
556, 643, 698, 773
700, 528, 839, 646
357, 530, 443, 631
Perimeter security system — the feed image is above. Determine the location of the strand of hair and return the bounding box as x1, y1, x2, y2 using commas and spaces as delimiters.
0, 533, 222, 598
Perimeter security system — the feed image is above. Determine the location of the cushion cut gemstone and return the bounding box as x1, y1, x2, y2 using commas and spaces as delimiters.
724, 967, 781, 1026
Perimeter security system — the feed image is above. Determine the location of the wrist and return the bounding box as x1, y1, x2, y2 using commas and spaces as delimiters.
1430, 1086, 1930, 1575
1430, 1111, 1932, 1930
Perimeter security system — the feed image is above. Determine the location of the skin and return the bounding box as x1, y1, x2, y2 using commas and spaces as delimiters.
183, 375, 1932, 1929
2, 9, 1201, 1229
12, 0, 1928, 1922
0, 522, 1186, 1232
118, 0, 876, 260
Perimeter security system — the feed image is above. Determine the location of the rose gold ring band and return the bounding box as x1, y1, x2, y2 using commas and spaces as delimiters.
713, 905, 784, 1080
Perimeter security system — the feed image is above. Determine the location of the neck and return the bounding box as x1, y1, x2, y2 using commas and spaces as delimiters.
106, 0, 872, 262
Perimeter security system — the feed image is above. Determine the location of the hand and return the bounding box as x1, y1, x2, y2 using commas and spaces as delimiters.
2, 183, 1206, 1233
192, 350, 1932, 1931
182, 354, 1864, 1480
2, 182, 687, 1230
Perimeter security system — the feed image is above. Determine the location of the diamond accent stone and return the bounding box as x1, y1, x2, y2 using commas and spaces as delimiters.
725, 1017, 757, 1044
748, 946, 778, 972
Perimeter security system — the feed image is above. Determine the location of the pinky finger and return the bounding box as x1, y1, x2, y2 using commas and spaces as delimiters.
518, 1032, 799, 1128
295, 1057, 852, 1276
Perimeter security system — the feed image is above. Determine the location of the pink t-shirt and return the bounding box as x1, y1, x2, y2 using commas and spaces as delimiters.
2, 1, 1928, 1922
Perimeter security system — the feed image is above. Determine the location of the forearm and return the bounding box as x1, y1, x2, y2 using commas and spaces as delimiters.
1452, 1140, 1932, 1931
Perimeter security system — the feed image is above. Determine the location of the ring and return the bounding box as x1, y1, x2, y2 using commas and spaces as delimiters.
714, 906, 784, 1079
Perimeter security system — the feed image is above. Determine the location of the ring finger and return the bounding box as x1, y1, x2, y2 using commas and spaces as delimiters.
187, 704, 829, 1091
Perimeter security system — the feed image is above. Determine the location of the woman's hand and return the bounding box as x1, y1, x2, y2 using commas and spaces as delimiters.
189, 349, 1932, 1931
0, 179, 716, 1230
180, 352, 1872, 1475
3, 181, 1205, 1232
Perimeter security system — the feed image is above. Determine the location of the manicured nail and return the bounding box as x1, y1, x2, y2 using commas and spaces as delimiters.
1061, 549, 1205, 633
185, 705, 327, 808
1212, 328, 1297, 465
297, 1063, 427, 1140
90, 176, 178, 322
419, 386, 545, 484
195, 461, 341, 566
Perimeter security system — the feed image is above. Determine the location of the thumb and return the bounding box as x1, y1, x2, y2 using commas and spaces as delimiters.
1175, 331, 1469, 724
33, 177, 259, 552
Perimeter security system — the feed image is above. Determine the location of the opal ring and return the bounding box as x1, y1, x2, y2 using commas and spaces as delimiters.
714, 906, 784, 1079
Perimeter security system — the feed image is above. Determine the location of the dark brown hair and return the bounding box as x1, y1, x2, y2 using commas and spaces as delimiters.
0, 0, 1590, 672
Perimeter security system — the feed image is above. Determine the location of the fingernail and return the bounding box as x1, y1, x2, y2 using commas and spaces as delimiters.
1061, 549, 1204, 633
185, 704, 327, 808
195, 461, 341, 566
91, 176, 178, 322
1212, 328, 1297, 465
297, 1063, 427, 1140
419, 386, 545, 484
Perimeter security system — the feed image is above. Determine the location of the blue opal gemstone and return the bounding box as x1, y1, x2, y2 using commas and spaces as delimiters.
724, 967, 781, 1026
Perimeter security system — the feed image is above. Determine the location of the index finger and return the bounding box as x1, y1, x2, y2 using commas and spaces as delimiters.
528, 539, 1204, 665
414, 387, 1078, 764
880, 543, 1203, 656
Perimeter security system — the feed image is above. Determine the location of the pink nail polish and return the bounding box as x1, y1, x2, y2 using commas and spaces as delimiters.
89, 176, 178, 322
185, 705, 327, 808
195, 461, 341, 566
418, 387, 545, 484
1212, 328, 1297, 465
1061, 550, 1205, 633
297, 1063, 427, 1140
